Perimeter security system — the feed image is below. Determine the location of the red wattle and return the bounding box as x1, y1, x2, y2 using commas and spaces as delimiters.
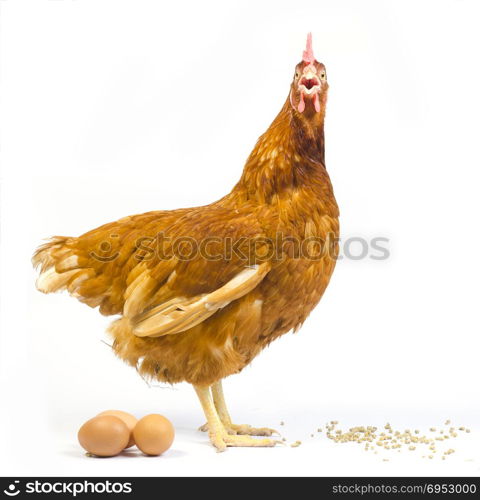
298, 92, 305, 113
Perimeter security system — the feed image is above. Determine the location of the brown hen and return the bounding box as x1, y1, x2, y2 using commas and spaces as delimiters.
33, 34, 339, 451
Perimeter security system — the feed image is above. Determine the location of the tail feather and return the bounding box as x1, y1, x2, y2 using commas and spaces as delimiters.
32, 211, 169, 316
32, 236, 69, 273
32, 236, 96, 297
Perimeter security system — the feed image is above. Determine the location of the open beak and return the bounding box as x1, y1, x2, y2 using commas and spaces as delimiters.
298, 70, 321, 96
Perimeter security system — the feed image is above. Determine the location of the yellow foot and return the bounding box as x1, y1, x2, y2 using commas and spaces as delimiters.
198, 422, 209, 432
209, 431, 278, 452
228, 424, 278, 436
199, 422, 278, 436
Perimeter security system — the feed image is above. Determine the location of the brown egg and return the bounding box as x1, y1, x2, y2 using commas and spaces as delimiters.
133, 414, 175, 456
78, 415, 129, 457
97, 410, 137, 448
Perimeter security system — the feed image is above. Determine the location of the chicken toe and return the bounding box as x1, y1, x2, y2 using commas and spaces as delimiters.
228, 424, 278, 436
199, 422, 278, 436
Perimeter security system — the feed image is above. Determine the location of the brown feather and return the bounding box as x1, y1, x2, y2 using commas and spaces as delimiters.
132, 262, 271, 338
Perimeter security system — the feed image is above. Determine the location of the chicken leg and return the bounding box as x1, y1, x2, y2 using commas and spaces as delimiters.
194, 385, 278, 452
197, 380, 278, 437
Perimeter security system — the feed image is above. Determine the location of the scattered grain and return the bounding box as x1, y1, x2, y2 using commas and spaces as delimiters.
319, 420, 470, 460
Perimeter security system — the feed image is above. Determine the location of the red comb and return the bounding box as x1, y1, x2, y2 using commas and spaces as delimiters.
302, 32, 315, 63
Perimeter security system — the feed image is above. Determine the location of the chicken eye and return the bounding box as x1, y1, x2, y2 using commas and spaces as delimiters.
320, 72, 326, 80
295, 72, 299, 79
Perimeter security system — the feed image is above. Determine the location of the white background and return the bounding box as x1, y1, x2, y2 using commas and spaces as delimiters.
1, 0, 479, 477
